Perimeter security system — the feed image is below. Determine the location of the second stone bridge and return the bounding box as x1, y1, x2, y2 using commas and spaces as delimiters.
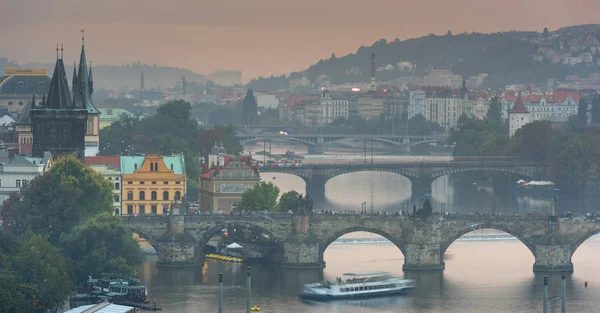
123, 214, 600, 273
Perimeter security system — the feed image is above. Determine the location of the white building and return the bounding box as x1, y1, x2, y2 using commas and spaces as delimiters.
408, 90, 426, 119
319, 90, 349, 124
85, 156, 122, 215
255, 94, 280, 109
425, 96, 474, 131
509, 95, 530, 137
423, 68, 463, 88
0, 150, 52, 203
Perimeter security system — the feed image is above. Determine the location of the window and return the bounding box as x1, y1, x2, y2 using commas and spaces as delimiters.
150, 163, 154, 171
115, 183, 120, 190
139, 191, 145, 200
18, 102, 23, 106
151, 191, 157, 200
22, 180, 28, 187
127, 181, 133, 184
151, 205, 157, 214
140, 181, 145, 184
108, 177, 112, 180
134, 164, 138, 170
151, 181, 156, 185
170, 164, 174, 170
114, 195, 120, 202
175, 191, 181, 201
127, 205, 133, 215
8, 101, 13, 106
127, 191, 133, 200
139, 205, 145, 214
163, 191, 169, 200
16, 179, 21, 187
0, 179, 2, 186
176, 181, 181, 185
163, 181, 168, 185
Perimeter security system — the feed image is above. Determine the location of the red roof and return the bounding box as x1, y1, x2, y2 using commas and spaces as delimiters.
85, 156, 120, 170
287, 95, 317, 106
510, 94, 529, 114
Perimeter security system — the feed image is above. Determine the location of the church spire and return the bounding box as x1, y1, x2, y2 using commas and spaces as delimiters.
45, 47, 73, 109
72, 29, 98, 113
72, 61, 77, 98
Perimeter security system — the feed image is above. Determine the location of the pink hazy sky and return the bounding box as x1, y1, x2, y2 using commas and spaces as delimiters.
1, 0, 598, 82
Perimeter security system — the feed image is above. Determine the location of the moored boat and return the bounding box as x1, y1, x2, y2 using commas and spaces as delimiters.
299, 271, 415, 301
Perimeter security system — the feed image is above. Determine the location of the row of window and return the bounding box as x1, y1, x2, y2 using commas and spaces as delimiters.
126, 204, 168, 215
0, 179, 30, 187
126, 191, 181, 201
340, 284, 398, 292
126, 181, 181, 185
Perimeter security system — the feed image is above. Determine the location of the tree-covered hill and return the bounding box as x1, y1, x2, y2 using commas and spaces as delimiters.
248, 24, 600, 90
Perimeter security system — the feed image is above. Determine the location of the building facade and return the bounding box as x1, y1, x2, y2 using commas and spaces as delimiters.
199, 152, 259, 213
319, 90, 349, 124
0, 67, 50, 114
408, 90, 426, 119
423, 68, 463, 88
0, 150, 52, 203
85, 156, 122, 215
358, 92, 385, 120
120, 154, 186, 216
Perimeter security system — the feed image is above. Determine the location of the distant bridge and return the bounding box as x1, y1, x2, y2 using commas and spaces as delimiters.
259, 158, 547, 202
236, 133, 448, 154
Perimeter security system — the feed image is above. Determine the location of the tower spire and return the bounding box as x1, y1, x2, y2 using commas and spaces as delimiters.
56, 43, 59, 59
60, 44, 64, 59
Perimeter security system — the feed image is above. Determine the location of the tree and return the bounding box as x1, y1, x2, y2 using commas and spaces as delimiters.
10, 234, 72, 312
543, 27, 549, 38
576, 98, 588, 129
278, 190, 301, 212
59, 214, 144, 284
549, 133, 600, 193
511, 121, 554, 162
242, 89, 258, 125
238, 182, 280, 212
486, 95, 503, 125
10, 156, 114, 244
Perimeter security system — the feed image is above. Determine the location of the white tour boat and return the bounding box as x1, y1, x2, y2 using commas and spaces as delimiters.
299, 271, 415, 301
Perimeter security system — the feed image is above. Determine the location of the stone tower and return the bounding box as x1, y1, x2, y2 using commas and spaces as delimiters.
72, 30, 100, 156
30, 44, 87, 162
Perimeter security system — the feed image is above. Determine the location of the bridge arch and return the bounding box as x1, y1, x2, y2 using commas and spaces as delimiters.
324, 168, 418, 181
239, 137, 315, 147
441, 224, 536, 257
571, 226, 600, 256
197, 221, 284, 262
430, 167, 535, 181
319, 226, 405, 263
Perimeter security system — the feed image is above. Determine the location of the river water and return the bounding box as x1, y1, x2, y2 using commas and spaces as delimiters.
138, 234, 600, 313
132, 142, 600, 312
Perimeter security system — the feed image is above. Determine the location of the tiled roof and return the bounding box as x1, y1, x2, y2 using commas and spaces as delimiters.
85, 156, 121, 170
0, 74, 51, 95
120, 155, 185, 175
44, 58, 73, 109
510, 94, 529, 114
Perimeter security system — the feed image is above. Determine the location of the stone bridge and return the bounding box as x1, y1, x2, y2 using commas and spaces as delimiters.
259, 159, 546, 201
236, 133, 447, 154
123, 214, 600, 273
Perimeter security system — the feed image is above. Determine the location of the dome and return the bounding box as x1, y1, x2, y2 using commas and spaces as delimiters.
0, 69, 51, 95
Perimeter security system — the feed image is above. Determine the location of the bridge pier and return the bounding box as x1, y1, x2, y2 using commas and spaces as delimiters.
307, 143, 325, 155
402, 243, 445, 271
410, 177, 434, 199
281, 242, 325, 269
532, 232, 574, 273
305, 174, 326, 207
155, 216, 200, 268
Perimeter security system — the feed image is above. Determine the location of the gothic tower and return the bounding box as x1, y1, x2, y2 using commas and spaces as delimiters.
72, 30, 100, 156
31, 44, 87, 162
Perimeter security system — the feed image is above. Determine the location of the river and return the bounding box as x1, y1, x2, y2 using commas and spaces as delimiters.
138, 234, 600, 313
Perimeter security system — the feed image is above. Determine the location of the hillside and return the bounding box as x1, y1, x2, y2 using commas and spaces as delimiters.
249, 24, 600, 90
0, 58, 205, 92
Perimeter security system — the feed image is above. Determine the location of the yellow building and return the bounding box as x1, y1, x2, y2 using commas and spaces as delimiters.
120, 154, 186, 216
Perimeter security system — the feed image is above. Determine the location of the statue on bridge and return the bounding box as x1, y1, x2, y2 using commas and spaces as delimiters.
413, 198, 433, 217
296, 194, 313, 215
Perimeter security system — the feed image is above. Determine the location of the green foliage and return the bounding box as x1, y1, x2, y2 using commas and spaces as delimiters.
239, 182, 280, 211
59, 214, 144, 284
591, 95, 600, 124
0, 234, 73, 313
278, 190, 301, 212
549, 133, 600, 193
576, 98, 588, 129
11, 156, 114, 244
486, 95, 503, 125
242, 89, 258, 125
448, 115, 506, 156
510, 121, 554, 162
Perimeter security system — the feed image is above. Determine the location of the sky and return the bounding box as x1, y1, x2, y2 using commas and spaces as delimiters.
1, 0, 599, 82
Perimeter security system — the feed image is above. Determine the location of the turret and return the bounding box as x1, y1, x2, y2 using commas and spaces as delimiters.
88, 61, 94, 96
72, 62, 77, 99
460, 78, 467, 98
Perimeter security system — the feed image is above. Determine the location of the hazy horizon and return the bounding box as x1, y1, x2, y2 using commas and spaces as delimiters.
2, 0, 599, 82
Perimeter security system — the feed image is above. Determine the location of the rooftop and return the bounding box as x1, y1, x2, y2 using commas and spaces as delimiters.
120, 155, 185, 175
64, 302, 136, 313
85, 156, 121, 170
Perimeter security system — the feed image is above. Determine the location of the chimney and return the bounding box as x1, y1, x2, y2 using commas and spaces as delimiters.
182, 76, 186, 95
8, 148, 15, 159
370, 53, 376, 91
140, 72, 145, 90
